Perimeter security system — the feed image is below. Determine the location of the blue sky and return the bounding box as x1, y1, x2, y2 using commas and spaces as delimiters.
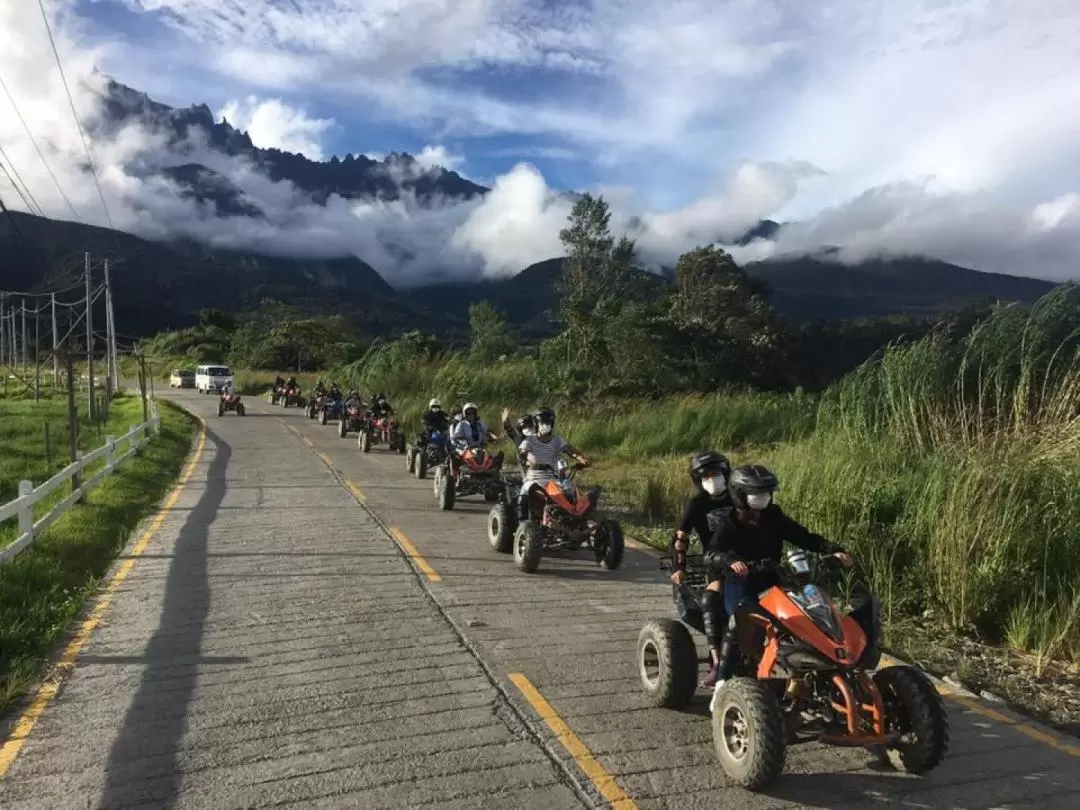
2, 1, 1079, 282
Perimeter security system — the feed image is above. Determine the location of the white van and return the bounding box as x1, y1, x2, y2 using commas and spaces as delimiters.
195, 364, 234, 394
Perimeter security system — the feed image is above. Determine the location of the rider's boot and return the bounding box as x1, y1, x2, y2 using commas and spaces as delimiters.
708, 619, 739, 712
700, 589, 725, 688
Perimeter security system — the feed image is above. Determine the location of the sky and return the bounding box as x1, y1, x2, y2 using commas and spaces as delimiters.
1, 0, 1079, 286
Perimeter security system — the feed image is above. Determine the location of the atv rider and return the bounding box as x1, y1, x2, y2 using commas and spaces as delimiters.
343, 388, 363, 411
285, 375, 298, 390
327, 382, 342, 402
274, 374, 285, 391
371, 393, 393, 420
516, 407, 588, 522
422, 398, 450, 448
710, 465, 854, 694
312, 380, 327, 398
449, 403, 499, 475
671, 451, 733, 687
501, 408, 535, 445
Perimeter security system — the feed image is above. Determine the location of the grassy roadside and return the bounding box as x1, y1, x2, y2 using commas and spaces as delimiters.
0, 398, 197, 716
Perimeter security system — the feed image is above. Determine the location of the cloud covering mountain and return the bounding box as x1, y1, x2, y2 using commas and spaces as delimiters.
0, 1, 1078, 287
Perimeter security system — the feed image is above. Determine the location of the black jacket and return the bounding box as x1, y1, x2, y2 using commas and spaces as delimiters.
710, 504, 844, 568
678, 490, 733, 552
423, 409, 449, 432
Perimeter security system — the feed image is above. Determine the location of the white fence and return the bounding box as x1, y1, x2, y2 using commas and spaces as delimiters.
0, 404, 162, 565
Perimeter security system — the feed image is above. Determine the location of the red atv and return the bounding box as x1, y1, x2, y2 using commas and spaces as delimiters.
218, 391, 245, 416
307, 392, 326, 420
433, 439, 505, 511
359, 413, 405, 453
339, 401, 367, 438
282, 384, 305, 408
269, 383, 286, 405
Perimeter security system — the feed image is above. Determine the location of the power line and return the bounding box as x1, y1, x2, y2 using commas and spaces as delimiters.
0, 148, 46, 217
0, 73, 82, 222
36, 0, 112, 229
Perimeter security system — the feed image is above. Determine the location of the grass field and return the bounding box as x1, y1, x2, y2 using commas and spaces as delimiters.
0, 393, 197, 716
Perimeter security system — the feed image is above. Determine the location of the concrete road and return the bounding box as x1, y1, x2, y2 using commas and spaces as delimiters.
4, 389, 1080, 809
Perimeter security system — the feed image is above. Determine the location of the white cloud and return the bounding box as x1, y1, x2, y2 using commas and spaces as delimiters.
218, 96, 333, 159
414, 144, 464, 173
1, 0, 1079, 292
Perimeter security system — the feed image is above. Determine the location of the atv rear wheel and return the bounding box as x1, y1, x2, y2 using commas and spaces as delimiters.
637, 618, 698, 709
598, 519, 625, 570
513, 522, 544, 573
217, 403, 224, 417
319, 410, 327, 426
339, 419, 347, 438
437, 470, 455, 511
360, 431, 371, 453
406, 448, 416, 473
711, 678, 787, 790
488, 503, 516, 553
415, 451, 428, 480
237, 404, 245, 416
873, 665, 949, 774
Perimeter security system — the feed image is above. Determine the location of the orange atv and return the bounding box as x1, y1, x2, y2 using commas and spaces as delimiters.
510, 459, 624, 574
433, 438, 505, 511
637, 549, 947, 790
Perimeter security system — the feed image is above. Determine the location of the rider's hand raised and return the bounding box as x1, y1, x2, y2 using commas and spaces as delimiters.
833, 552, 855, 568
730, 561, 749, 577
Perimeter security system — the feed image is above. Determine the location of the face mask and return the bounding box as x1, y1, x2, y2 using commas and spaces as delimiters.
745, 492, 772, 511
701, 476, 725, 495
537, 423, 553, 436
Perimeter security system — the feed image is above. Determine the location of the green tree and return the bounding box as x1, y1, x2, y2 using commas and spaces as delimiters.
669, 245, 786, 388
468, 301, 517, 362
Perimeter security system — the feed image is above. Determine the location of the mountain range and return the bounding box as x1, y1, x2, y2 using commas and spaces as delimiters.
0, 78, 1061, 339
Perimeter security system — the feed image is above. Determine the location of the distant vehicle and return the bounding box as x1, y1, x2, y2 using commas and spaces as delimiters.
170, 369, 195, 389
195, 364, 233, 394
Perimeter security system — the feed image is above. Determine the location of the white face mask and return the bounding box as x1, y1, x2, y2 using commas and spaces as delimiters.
537, 422, 553, 436
745, 492, 772, 511
701, 476, 725, 495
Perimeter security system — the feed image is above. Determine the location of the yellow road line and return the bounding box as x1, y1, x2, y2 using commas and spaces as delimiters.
389, 527, 441, 583
0, 420, 209, 778
509, 673, 637, 809
345, 480, 367, 503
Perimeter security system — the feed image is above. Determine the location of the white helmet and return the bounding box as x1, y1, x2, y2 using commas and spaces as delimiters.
463, 402, 478, 416
429, 398, 441, 409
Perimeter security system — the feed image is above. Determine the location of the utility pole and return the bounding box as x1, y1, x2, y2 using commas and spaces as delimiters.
84, 252, 94, 420
104, 258, 118, 391
34, 302, 40, 401
20, 300, 27, 371
51, 293, 58, 387
64, 348, 81, 499
0, 295, 6, 368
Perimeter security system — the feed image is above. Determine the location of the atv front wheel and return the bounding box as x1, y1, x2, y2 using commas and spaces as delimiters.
319, 410, 327, 426
237, 404, 245, 416
488, 503, 516, 553
360, 431, 371, 453
637, 618, 698, 709
873, 665, 949, 774
406, 448, 416, 473
415, 451, 428, 480
339, 419, 348, 438
598, 520, 625, 570
711, 678, 787, 790
437, 470, 455, 511
217, 403, 224, 417
513, 522, 544, 573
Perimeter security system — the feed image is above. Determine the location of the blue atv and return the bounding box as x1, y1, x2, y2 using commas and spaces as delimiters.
407, 428, 448, 480
318, 396, 344, 426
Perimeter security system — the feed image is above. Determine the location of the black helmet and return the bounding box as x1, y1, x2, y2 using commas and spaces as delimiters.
533, 406, 555, 427
689, 450, 731, 487
728, 465, 779, 511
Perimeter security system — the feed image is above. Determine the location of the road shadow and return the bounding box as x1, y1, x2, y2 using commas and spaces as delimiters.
97, 427, 231, 810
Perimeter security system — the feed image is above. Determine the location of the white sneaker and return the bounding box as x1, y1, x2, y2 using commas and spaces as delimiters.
709, 679, 728, 714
